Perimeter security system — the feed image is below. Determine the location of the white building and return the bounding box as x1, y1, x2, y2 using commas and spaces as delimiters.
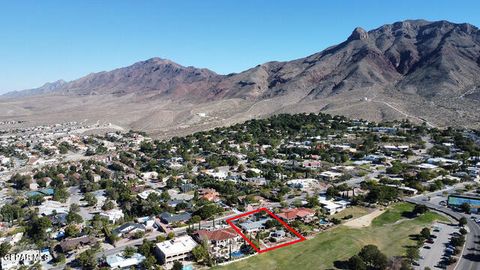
137, 189, 161, 200
416, 163, 439, 170
100, 209, 124, 223
154, 235, 198, 265
427, 157, 462, 167
0, 155, 10, 165
37, 201, 68, 216
141, 171, 159, 181
106, 252, 146, 269
318, 196, 350, 215
287, 178, 319, 190
319, 171, 343, 181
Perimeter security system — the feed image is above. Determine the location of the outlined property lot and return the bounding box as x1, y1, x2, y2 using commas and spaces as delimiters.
226, 208, 306, 253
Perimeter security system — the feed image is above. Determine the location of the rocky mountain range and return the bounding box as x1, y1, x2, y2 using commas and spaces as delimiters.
1, 19, 480, 137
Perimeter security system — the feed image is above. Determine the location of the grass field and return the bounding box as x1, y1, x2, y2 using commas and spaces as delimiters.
217, 203, 449, 270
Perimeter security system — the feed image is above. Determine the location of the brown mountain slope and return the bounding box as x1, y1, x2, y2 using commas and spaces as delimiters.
1, 20, 480, 136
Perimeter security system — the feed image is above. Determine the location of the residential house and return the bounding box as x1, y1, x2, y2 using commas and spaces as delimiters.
159, 212, 192, 225
277, 208, 316, 223
37, 200, 68, 216
319, 171, 343, 181
26, 188, 55, 199
106, 252, 146, 269
303, 160, 322, 169
318, 197, 350, 215
198, 188, 220, 202
154, 235, 198, 265
100, 209, 124, 223
286, 179, 319, 190
194, 227, 242, 259
238, 218, 268, 233
137, 189, 161, 200
58, 236, 97, 253
112, 222, 146, 238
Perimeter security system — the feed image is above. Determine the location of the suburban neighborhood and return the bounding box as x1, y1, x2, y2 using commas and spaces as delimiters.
0, 113, 479, 270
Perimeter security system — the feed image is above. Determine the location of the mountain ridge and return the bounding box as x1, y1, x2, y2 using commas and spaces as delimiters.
1, 19, 480, 136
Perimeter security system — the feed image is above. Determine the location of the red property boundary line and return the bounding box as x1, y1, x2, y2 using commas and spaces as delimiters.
225, 207, 306, 253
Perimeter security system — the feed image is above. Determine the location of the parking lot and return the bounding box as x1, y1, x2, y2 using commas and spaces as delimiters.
417, 222, 459, 269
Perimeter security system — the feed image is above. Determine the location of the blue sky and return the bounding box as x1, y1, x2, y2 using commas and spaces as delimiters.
1, 0, 479, 93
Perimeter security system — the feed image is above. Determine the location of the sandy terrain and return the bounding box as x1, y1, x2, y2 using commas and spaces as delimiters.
343, 209, 385, 228
1, 88, 478, 139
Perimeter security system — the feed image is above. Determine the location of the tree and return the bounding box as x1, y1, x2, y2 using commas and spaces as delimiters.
413, 204, 428, 216
358, 245, 388, 270
451, 235, 465, 247
70, 203, 80, 213
138, 239, 154, 257
0, 242, 11, 258
192, 245, 209, 263
102, 200, 115, 211
459, 217, 468, 227
172, 261, 183, 270
245, 170, 258, 178
0, 204, 24, 222
77, 248, 97, 270
10, 173, 32, 190
420, 227, 431, 240
53, 187, 69, 202
123, 246, 136, 258
347, 255, 366, 270
460, 203, 471, 214
27, 216, 52, 244
406, 246, 420, 263
307, 196, 319, 208
54, 253, 66, 265
66, 211, 83, 224
84, 192, 98, 207
195, 204, 222, 220
65, 224, 80, 237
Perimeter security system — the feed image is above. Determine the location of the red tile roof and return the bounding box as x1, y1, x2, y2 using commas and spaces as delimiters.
277, 208, 315, 220
195, 227, 239, 241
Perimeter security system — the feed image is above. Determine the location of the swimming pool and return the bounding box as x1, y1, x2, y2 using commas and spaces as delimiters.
231, 251, 245, 258
182, 265, 193, 270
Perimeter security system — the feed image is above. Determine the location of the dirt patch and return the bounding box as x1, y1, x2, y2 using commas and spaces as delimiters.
343, 209, 385, 228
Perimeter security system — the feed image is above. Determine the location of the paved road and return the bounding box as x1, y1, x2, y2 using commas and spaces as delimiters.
405, 196, 480, 270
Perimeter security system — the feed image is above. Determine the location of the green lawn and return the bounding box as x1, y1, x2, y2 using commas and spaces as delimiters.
216, 203, 449, 270
372, 202, 415, 226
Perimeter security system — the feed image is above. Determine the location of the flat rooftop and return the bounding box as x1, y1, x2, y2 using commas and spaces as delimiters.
155, 235, 198, 256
